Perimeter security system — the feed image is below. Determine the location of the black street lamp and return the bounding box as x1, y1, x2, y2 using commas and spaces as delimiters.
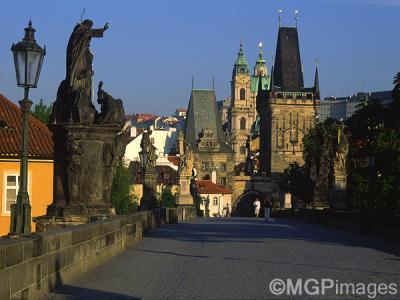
9, 21, 46, 235
139, 150, 149, 210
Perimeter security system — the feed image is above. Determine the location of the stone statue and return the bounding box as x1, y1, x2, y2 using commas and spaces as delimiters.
51, 19, 108, 124
96, 81, 125, 125
140, 130, 158, 168
36, 20, 134, 229
334, 124, 349, 173
179, 145, 193, 176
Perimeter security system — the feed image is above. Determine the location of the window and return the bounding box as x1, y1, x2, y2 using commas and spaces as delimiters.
240, 117, 246, 130
240, 88, 246, 100
220, 163, 227, 172
240, 146, 246, 155
4, 174, 19, 214
150, 138, 155, 144
220, 177, 227, 186
213, 197, 218, 206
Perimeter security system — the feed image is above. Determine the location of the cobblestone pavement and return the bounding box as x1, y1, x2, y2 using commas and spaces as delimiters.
46, 217, 400, 299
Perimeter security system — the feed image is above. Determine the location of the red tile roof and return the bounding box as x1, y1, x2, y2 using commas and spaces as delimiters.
167, 155, 179, 167
0, 94, 53, 159
196, 180, 232, 195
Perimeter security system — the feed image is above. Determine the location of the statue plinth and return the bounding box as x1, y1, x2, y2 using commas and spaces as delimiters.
141, 166, 158, 210
35, 123, 123, 231
333, 171, 347, 210
176, 175, 193, 206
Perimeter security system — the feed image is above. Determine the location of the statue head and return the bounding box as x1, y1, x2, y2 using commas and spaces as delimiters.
82, 19, 93, 28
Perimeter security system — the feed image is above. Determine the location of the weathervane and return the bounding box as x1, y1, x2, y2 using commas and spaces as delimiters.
278, 9, 283, 27
294, 10, 299, 28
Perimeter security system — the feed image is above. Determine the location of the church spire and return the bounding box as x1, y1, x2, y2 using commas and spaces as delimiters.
233, 40, 249, 76
254, 42, 267, 76
314, 63, 320, 98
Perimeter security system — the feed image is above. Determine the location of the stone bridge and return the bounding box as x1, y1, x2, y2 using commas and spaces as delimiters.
1, 209, 400, 299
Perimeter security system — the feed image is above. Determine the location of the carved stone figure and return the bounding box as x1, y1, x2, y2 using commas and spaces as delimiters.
334, 124, 349, 173
51, 19, 108, 124
96, 81, 125, 125
179, 145, 193, 176
140, 130, 158, 168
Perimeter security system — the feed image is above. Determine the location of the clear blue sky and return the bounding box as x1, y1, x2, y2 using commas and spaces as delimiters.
0, 0, 398, 115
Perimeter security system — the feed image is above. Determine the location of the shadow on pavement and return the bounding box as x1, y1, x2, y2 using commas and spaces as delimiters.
142, 217, 400, 259
43, 285, 139, 300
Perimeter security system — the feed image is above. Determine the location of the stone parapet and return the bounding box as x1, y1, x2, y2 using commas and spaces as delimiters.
0, 207, 196, 300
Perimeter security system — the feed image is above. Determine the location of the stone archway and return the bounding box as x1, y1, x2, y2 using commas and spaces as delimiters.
232, 190, 264, 217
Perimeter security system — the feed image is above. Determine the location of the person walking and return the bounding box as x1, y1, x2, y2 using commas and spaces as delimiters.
264, 196, 272, 221
253, 198, 261, 218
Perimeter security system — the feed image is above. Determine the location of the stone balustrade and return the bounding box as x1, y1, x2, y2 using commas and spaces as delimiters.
0, 206, 196, 300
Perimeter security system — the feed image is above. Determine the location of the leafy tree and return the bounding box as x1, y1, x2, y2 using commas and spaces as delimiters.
280, 162, 313, 205
110, 162, 138, 214
159, 186, 177, 208
31, 99, 52, 124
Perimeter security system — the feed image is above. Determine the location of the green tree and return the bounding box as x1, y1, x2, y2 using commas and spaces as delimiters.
31, 99, 52, 124
280, 162, 313, 205
159, 186, 177, 208
346, 101, 386, 212
110, 162, 138, 214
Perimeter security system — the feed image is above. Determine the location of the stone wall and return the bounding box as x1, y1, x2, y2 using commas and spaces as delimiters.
0, 207, 196, 300
274, 209, 400, 239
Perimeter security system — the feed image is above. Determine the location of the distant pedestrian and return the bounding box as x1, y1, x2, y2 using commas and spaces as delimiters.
253, 198, 261, 218
225, 203, 230, 217
264, 196, 272, 221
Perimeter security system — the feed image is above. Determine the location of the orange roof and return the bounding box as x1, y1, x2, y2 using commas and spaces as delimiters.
167, 155, 179, 166
0, 94, 53, 159
196, 180, 232, 195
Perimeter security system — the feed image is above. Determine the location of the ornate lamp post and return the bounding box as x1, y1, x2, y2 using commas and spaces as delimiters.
9, 21, 46, 235
139, 150, 149, 210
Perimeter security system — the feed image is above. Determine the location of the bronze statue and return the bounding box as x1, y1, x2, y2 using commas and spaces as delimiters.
51, 19, 108, 124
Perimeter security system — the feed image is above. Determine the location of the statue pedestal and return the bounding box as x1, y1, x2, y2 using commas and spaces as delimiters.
333, 173, 347, 210
35, 123, 122, 231
141, 167, 158, 210
284, 193, 292, 209
176, 175, 193, 206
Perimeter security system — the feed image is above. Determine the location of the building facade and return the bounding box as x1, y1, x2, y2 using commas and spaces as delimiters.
317, 91, 393, 122
0, 94, 53, 235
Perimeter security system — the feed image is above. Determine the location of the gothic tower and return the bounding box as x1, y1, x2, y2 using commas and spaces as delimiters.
258, 26, 320, 176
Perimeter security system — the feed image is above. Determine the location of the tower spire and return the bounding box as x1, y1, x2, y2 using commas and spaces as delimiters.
278, 9, 283, 27
233, 39, 249, 76
314, 59, 320, 98
192, 75, 194, 90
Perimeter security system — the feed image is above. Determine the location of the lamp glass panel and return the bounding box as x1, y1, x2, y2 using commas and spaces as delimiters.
15, 51, 26, 86
26, 51, 41, 87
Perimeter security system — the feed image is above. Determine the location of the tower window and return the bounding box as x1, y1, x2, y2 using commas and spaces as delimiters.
240, 146, 246, 155
240, 117, 246, 130
240, 88, 246, 100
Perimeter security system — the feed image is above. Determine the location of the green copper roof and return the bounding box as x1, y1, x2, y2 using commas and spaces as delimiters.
235, 43, 248, 67
233, 42, 249, 75
250, 76, 270, 93
256, 42, 266, 65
